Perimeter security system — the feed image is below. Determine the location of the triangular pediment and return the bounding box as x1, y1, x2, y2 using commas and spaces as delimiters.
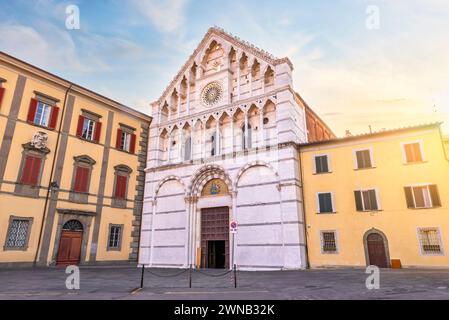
157, 27, 292, 104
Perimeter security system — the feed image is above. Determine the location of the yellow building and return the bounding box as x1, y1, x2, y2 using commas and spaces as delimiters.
300, 123, 449, 268
0, 52, 151, 267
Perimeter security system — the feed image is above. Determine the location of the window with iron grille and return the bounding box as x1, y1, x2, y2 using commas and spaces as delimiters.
321, 231, 338, 253
108, 225, 122, 250
418, 228, 443, 255
314, 155, 329, 173
404, 142, 423, 163
5, 219, 30, 249
355, 149, 373, 169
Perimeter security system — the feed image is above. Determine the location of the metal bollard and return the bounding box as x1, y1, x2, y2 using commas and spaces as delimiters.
140, 264, 145, 289
233, 264, 237, 288
189, 265, 192, 288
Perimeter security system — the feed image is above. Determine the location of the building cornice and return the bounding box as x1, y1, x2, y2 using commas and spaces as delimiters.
0, 51, 152, 124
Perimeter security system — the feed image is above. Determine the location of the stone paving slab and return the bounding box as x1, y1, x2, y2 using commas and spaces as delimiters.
0, 267, 448, 300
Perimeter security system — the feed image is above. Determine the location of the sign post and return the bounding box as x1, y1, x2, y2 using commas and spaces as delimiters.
230, 220, 237, 267
230, 220, 238, 288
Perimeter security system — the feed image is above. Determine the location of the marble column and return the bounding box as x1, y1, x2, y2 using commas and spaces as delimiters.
244, 111, 249, 150
186, 81, 191, 115
184, 196, 191, 267
231, 115, 235, 154
202, 123, 207, 159
179, 127, 183, 162
259, 108, 264, 147
167, 134, 172, 163
215, 120, 220, 155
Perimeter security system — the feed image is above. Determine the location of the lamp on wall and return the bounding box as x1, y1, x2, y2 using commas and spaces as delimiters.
50, 181, 59, 192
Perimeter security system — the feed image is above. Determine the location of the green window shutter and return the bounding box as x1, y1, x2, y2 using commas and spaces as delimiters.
354, 191, 363, 211
429, 185, 441, 207
404, 187, 414, 208
369, 190, 378, 210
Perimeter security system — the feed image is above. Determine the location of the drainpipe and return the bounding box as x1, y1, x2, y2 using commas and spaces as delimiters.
33, 83, 73, 267
298, 143, 310, 269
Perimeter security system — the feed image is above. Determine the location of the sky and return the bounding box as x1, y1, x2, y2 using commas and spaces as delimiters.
0, 0, 448, 136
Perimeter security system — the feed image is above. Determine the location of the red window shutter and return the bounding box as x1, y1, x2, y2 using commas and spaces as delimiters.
74, 166, 89, 193
48, 106, 59, 129
115, 175, 127, 199
76, 116, 85, 137
21, 155, 41, 185
116, 129, 122, 149
30, 157, 42, 185
130, 133, 136, 154
20, 156, 34, 184
0, 87, 5, 109
27, 98, 38, 123
74, 167, 82, 191
94, 121, 102, 143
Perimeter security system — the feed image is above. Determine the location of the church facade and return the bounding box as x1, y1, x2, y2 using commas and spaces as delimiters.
139, 27, 333, 270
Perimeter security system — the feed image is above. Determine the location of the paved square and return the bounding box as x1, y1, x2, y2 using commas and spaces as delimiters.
0, 267, 448, 300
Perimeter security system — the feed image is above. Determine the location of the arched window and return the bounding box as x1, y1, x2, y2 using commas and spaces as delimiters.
242, 124, 252, 150
184, 136, 192, 161
62, 220, 83, 231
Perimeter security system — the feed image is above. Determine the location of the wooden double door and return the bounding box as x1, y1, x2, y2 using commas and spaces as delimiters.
201, 207, 229, 269
366, 233, 389, 268
56, 230, 83, 266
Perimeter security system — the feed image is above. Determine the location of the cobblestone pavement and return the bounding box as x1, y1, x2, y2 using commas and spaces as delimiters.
0, 267, 448, 300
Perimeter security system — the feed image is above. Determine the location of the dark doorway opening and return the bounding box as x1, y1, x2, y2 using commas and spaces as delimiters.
207, 240, 226, 269
200, 207, 229, 268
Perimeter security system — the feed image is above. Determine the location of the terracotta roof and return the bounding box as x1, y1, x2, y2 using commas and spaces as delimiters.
300, 122, 443, 147
294, 92, 336, 138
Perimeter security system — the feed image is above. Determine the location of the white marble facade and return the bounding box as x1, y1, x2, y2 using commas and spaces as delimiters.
139, 27, 308, 270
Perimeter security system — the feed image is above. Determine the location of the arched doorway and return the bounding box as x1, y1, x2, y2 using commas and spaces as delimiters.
56, 220, 83, 266
364, 229, 390, 268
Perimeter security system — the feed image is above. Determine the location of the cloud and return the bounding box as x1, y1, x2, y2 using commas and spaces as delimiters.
0, 22, 88, 71
129, 0, 189, 33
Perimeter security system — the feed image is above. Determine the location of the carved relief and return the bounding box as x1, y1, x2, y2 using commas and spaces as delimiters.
31, 131, 48, 150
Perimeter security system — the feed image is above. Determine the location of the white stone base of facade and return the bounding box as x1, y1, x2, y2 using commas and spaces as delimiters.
139, 144, 307, 271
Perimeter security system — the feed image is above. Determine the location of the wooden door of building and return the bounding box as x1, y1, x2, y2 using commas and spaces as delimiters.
56, 220, 83, 266
366, 233, 388, 268
201, 207, 229, 268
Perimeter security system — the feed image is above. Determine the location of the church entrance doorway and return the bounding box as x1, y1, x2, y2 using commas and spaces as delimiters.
201, 207, 229, 269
